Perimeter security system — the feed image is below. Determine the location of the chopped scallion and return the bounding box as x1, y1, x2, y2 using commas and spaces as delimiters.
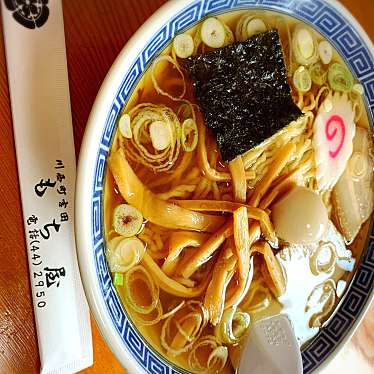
246, 18, 266, 38
293, 66, 312, 93
106, 236, 145, 273
149, 120, 171, 151
318, 40, 333, 65
172, 33, 194, 59
310, 63, 327, 86
112, 204, 143, 237
352, 83, 364, 95
214, 307, 250, 344
292, 26, 318, 66
113, 272, 124, 286
200, 17, 226, 48
328, 63, 353, 92
119, 113, 132, 139
181, 118, 198, 152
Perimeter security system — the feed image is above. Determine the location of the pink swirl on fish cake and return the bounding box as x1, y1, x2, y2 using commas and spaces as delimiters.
325, 115, 345, 159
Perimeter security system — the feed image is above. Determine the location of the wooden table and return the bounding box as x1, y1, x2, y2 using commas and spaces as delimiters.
0, 1, 372, 373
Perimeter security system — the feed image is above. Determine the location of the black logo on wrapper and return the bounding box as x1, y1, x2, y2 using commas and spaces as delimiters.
4, 0, 49, 29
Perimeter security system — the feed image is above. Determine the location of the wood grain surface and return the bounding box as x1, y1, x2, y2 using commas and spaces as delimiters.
0, 1, 372, 373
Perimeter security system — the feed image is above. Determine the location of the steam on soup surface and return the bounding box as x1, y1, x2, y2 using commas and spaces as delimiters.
104, 9, 373, 373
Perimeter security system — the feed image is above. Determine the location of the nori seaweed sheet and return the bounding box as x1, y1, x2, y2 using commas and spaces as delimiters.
185, 29, 302, 162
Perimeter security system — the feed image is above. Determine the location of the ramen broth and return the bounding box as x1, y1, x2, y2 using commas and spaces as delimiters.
104, 9, 372, 373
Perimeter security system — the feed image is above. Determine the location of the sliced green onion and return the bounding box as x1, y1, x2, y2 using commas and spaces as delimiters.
293, 66, 312, 93
223, 22, 235, 46
310, 63, 327, 86
160, 301, 207, 357
172, 33, 194, 59
328, 63, 353, 92
292, 26, 318, 66
235, 13, 267, 41
123, 102, 182, 172
188, 335, 227, 372
235, 13, 252, 41
352, 83, 364, 95
200, 17, 226, 48
181, 118, 198, 152
106, 236, 145, 273
232, 311, 251, 338
112, 204, 143, 237
151, 55, 186, 100
349, 151, 368, 180
207, 346, 228, 372
123, 265, 159, 314
318, 40, 333, 65
113, 272, 124, 286
349, 84, 364, 114
149, 120, 171, 151
297, 29, 314, 58
193, 26, 203, 54
115, 276, 163, 325
177, 103, 193, 122
119, 113, 132, 138
246, 18, 266, 38
132, 302, 163, 326
214, 307, 250, 344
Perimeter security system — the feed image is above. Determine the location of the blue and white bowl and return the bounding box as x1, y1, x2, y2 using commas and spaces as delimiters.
75, 1, 374, 373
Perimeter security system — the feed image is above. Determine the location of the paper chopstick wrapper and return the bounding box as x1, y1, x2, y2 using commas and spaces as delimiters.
1, 1, 93, 373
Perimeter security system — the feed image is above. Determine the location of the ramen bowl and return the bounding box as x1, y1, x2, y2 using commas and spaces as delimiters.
75, 1, 374, 373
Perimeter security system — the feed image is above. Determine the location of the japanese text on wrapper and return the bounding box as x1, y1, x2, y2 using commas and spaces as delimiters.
26, 160, 69, 308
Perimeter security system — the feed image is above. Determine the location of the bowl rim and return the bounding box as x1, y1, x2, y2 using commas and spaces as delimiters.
75, 1, 374, 373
